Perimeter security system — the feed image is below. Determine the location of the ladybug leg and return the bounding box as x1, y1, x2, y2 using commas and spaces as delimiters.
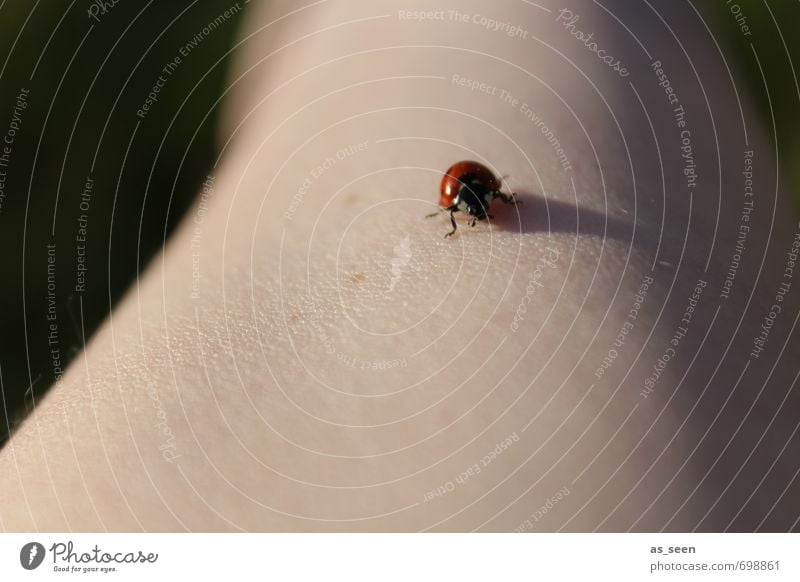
498, 175, 518, 200
444, 209, 458, 238
498, 191, 521, 205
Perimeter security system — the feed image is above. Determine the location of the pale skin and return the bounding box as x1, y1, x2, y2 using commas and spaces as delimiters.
1, 0, 799, 531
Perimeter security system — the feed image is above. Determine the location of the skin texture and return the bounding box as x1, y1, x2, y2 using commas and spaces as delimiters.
1, 0, 799, 531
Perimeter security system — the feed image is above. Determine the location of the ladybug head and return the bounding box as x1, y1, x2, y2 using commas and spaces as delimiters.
467, 201, 488, 219
458, 178, 492, 219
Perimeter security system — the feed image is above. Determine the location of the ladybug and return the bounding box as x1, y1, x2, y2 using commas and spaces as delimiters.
427, 160, 519, 238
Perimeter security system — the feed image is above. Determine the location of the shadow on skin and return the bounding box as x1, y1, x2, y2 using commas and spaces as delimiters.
488, 190, 635, 243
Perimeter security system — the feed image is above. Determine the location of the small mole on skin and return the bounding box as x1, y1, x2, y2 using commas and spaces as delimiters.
288, 312, 301, 323
344, 193, 359, 205
351, 272, 366, 284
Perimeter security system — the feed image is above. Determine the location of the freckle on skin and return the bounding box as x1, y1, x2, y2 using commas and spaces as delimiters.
344, 193, 359, 205
351, 272, 365, 284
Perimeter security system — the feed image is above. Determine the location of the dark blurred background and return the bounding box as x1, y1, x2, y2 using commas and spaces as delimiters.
0, 1, 798, 447
0, 1, 245, 445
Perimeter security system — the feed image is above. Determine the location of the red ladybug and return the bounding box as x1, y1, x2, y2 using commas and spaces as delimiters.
428, 160, 519, 238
